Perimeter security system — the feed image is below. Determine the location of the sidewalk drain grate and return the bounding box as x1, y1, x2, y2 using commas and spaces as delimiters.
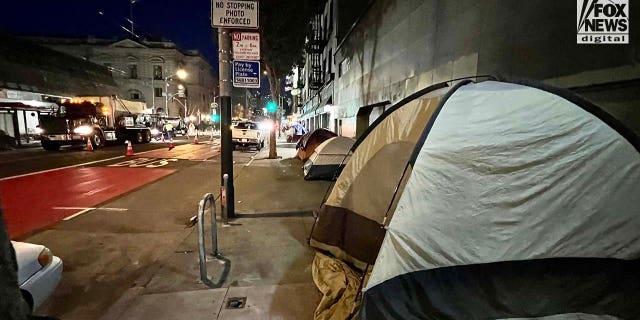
225, 297, 247, 309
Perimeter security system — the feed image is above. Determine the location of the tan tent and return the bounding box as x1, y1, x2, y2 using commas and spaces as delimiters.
311, 79, 640, 319
297, 128, 337, 161
309, 82, 449, 270
303, 136, 355, 181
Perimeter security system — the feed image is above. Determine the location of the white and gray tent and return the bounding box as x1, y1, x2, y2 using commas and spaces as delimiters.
309, 79, 640, 319
303, 136, 355, 181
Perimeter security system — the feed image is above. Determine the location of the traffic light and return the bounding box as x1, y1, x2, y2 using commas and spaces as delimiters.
266, 101, 277, 113
211, 114, 220, 122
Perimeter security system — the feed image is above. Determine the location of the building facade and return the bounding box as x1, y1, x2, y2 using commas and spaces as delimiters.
298, 0, 640, 138
33, 37, 217, 119
296, 0, 338, 134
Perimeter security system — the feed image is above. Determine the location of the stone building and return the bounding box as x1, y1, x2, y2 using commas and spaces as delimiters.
32, 37, 217, 119
298, 0, 640, 138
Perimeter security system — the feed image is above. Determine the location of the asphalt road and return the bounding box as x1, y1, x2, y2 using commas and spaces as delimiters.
0, 137, 196, 179
0, 136, 263, 319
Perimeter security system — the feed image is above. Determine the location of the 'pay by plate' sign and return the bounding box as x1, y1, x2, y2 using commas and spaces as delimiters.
233, 60, 260, 88
211, 0, 259, 29
232, 32, 260, 60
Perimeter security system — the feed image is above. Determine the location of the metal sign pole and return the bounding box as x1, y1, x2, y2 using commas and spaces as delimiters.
213, 0, 258, 219
219, 28, 235, 218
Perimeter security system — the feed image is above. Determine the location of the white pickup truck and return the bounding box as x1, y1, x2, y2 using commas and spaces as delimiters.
232, 121, 265, 150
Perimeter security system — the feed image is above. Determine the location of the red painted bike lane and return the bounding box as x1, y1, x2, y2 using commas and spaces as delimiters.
0, 166, 174, 239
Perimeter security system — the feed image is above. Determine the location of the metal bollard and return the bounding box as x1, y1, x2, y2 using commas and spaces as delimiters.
222, 174, 229, 225
197, 193, 217, 283
196, 193, 228, 288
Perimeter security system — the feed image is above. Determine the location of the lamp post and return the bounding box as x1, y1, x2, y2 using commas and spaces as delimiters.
171, 94, 188, 121
164, 68, 187, 117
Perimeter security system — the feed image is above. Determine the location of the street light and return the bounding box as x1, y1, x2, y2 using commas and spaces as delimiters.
164, 69, 188, 117
176, 69, 188, 80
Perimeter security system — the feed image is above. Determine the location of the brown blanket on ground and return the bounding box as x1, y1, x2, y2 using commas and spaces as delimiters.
312, 252, 362, 320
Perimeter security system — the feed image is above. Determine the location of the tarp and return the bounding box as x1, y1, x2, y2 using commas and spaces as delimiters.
79, 96, 148, 114
304, 136, 355, 181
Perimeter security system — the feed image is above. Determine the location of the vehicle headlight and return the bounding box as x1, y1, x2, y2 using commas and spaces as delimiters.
35, 127, 44, 134
259, 123, 273, 131
150, 128, 159, 135
38, 247, 53, 267
73, 125, 93, 135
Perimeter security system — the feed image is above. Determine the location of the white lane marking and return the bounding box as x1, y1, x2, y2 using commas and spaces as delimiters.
54, 207, 129, 212
84, 186, 110, 197
60, 207, 129, 221
0, 155, 125, 181
62, 208, 94, 221
245, 157, 256, 167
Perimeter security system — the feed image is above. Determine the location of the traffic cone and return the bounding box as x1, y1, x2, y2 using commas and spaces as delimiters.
168, 139, 175, 151
193, 130, 199, 145
85, 137, 94, 152
125, 140, 134, 156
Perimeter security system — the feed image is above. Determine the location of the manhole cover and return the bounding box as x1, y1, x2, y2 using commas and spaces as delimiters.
225, 297, 247, 309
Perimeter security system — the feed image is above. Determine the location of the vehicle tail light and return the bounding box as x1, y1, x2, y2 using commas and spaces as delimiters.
38, 247, 53, 267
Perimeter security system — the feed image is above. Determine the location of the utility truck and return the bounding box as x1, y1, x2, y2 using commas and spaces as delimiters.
37, 96, 153, 151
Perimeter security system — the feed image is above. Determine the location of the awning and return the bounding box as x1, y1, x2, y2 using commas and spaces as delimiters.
302, 95, 332, 119
0, 98, 57, 110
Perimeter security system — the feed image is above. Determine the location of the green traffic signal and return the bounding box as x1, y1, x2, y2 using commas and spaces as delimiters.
211, 114, 220, 122
266, 101, 277, 113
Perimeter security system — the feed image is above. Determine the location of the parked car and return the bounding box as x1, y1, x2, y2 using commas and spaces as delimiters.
12, 241, 63, 311
232, 121, 265, 150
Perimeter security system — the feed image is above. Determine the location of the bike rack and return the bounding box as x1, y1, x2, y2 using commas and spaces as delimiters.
197, 193, 228, 288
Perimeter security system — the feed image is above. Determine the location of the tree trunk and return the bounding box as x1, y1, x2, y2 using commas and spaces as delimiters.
266, 64, 279, 159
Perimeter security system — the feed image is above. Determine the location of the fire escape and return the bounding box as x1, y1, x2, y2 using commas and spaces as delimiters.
308, 14, 326, 91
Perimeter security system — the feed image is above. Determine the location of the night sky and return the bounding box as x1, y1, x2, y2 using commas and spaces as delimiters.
0, 0, 219, 71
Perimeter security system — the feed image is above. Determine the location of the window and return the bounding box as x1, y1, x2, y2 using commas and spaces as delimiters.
328, 49, 332, 81
339, 58, 351, 77
154, 87, 163, 97
153, 65, 163, 80
235, 122, 258, 130
322, 58, 327, 82
129, 65, 138, 79
130, 92, 140, 100
324, 14, 328, 40
329, 1, 333, 34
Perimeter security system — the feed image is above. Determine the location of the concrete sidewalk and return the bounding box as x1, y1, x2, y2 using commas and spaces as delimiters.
102, 143, 331, 320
